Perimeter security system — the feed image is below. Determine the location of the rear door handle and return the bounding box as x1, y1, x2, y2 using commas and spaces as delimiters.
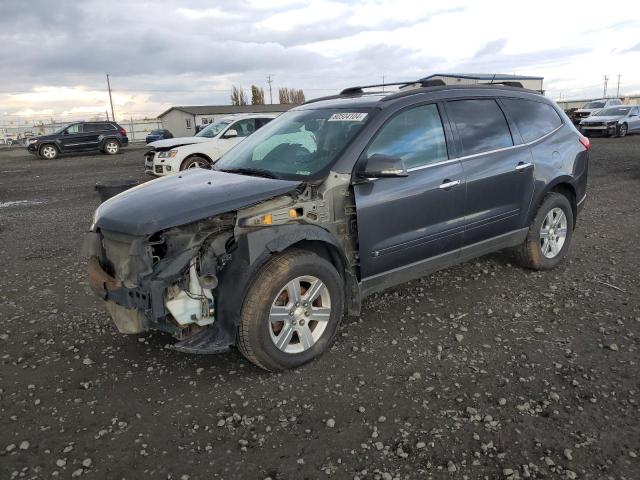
439, 179, 461, 190
515, 162, 533, 171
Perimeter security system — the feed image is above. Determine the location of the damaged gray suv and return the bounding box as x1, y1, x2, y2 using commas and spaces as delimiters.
86, 82, 589, 370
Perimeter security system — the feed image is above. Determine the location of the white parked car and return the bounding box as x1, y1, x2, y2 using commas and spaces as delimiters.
145, 114, 277, 176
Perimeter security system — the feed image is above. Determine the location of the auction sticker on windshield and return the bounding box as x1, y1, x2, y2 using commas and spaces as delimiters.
328, 112, 368, 122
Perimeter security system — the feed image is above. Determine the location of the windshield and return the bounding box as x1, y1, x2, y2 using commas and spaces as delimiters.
215, 108, 372, 180
595, 107, 630, 116
584, 101, 606, 109
196, 120, 231, 138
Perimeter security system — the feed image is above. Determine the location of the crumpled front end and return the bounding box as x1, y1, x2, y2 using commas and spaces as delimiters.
84, 214, 235, 344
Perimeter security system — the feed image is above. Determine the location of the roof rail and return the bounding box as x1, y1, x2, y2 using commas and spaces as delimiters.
339, 79, 446, 95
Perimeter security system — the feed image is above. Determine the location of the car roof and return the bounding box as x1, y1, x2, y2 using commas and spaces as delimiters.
295, 84, 550, 111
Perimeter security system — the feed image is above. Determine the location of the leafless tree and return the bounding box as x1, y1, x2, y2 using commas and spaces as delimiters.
251, 85, 265, 105
278, 87, 305, 104
230, 86, 248, 106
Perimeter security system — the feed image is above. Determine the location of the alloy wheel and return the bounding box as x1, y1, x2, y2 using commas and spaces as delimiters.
268, 275, 331, 354
105, 142, 118, 154
41, 146, 56, 159
540, 207, 567, 259
619, 124, 627, 137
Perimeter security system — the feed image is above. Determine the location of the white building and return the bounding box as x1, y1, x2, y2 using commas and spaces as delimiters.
158, 104, 295, 137
404, 73, 544, 93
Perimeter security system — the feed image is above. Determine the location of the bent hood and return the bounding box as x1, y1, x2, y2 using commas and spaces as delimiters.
94, 169, 300, 236
149, 136, 214, 149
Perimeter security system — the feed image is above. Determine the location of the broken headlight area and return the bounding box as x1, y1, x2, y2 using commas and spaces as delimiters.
85, 214, 235, 337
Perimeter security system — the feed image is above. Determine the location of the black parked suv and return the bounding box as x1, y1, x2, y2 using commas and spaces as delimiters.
27, 121, 128, 159
85, 82, 589, 371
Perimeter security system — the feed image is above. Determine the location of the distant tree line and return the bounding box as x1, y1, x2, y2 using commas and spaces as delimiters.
230, 85, 304, 106
278, 87, 305, 104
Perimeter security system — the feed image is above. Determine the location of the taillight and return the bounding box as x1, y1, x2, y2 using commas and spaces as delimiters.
578, 135, 590, 151
119, 127, 127, 136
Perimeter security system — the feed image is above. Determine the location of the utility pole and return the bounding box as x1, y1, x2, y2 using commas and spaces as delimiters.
106, 73, 116, 122
603, 75, 609, 98
267, 75, 273, 104
382, 74, 385, 92
616, 74, 621, 98
105, 110, 109, 121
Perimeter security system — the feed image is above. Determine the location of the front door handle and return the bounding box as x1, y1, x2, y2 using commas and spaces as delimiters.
439, 179, 461, 190
515, 162, 533, 171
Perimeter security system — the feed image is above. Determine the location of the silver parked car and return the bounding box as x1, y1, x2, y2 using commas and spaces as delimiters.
571, 98, 622, 123
579, 105, 640, 137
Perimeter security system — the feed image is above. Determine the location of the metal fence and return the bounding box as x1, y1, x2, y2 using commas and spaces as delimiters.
0, 118, 163, 145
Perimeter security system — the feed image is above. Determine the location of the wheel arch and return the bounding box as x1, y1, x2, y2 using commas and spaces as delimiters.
529, 177, 577, 227
101, 136, 121, 146
215, 224, 360, 342
180, 153, 214, 170
39, 142, 60, 157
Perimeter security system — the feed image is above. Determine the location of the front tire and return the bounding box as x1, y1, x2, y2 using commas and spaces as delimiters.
39, 144, 58, 160
515, 192, 574, 270
103, 139, 120, 155
618, 123, 628, 138
237, 250, 344, 371
181, 155, 211, 170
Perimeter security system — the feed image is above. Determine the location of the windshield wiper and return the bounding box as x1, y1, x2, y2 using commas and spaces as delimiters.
219, 167, 278, 179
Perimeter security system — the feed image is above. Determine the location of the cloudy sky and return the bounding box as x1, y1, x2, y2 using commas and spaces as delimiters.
1, 0, 640, 124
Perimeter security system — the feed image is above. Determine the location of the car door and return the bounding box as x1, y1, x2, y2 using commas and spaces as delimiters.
445, 98, 535, 246
223, 118, 257, 148
353, 103, 466, 279
82, 123, 105, 150
629, 107, 640, 131
59, 123, 87, 152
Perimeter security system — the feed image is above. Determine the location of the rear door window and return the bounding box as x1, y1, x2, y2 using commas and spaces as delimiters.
446, 99, 513, 156
501, 98, 563, 143
230, 119, 257, 137
365, 104, 448, 169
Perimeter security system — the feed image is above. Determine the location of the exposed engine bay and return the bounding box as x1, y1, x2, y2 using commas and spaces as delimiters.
85, 171, 359, 354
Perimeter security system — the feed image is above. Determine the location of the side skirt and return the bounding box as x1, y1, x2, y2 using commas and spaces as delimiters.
359, 228, 528, 298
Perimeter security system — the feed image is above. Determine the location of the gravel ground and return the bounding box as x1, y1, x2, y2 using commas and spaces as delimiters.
1, 137, 639, 480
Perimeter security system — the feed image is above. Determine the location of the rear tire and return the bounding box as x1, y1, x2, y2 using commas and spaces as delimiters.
237, 250, 344, 371
103, 139, 120, 155
39, 144, 58, 160
181, 155, 211, 170
515, 192, 574, 270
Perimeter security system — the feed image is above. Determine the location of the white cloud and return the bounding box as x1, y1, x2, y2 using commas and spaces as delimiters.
1, 0, 640, 122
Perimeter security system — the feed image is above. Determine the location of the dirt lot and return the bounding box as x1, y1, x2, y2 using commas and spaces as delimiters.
1, 138, 639, 480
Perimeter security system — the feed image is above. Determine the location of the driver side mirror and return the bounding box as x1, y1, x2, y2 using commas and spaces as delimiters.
223, 129, 238, 139
359, 154, 408, 178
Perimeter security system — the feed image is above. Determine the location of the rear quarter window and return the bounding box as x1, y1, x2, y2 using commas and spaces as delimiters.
501, 98, 562, 143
